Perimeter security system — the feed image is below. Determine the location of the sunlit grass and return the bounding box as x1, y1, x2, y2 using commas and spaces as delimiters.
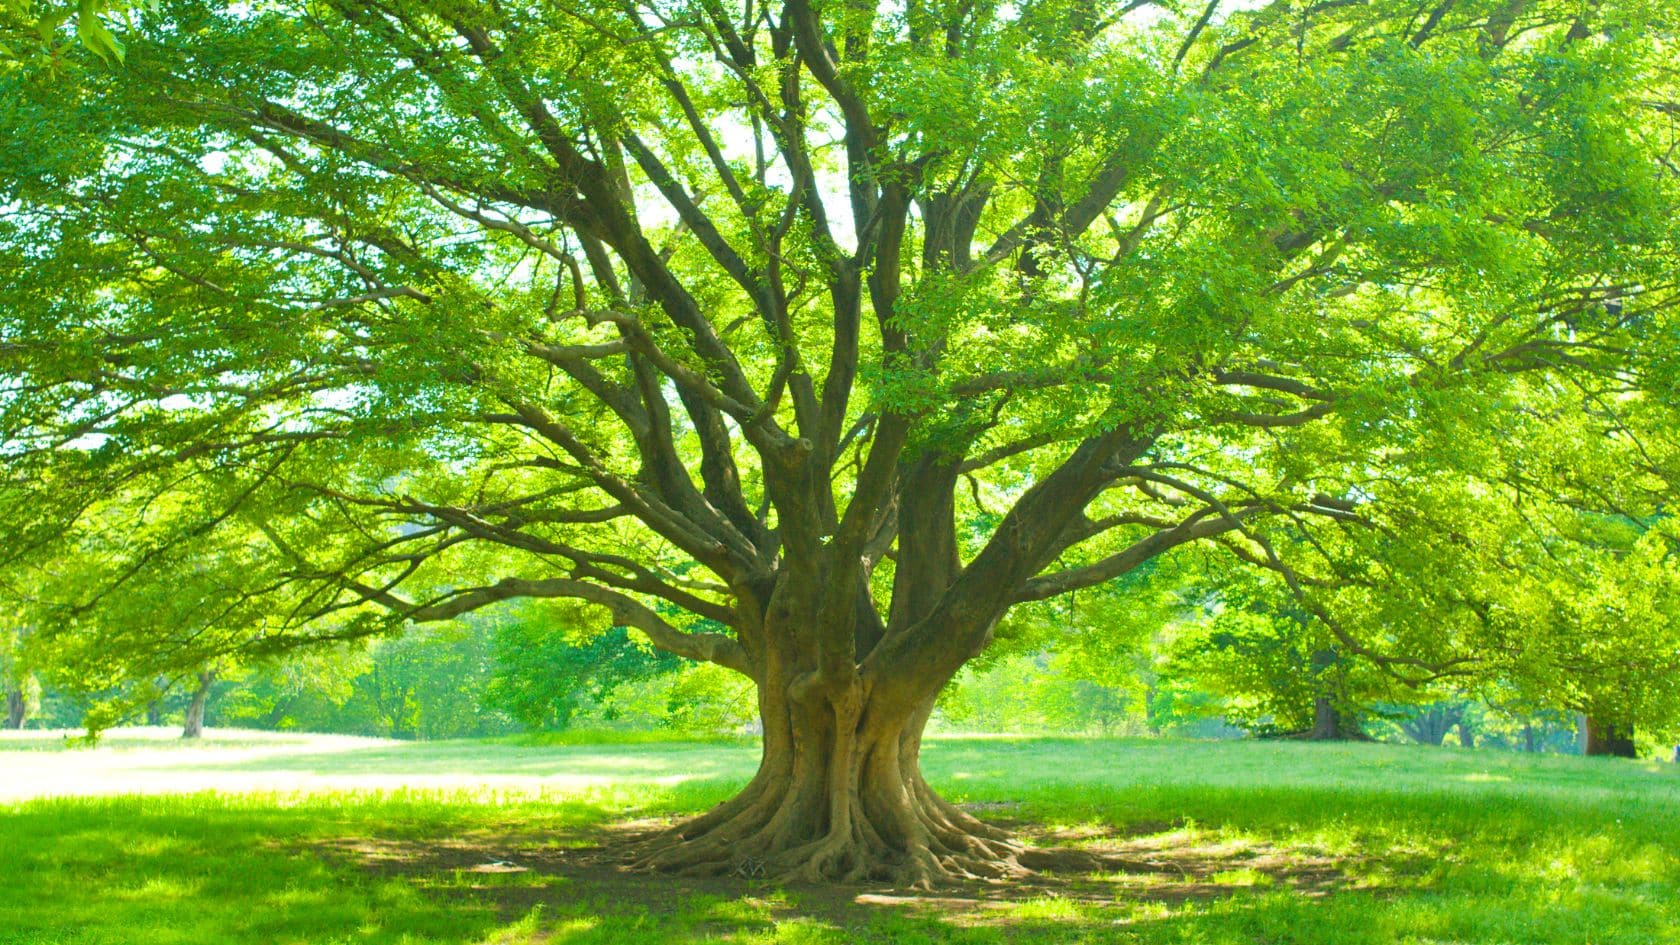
3, 731, 1678, 944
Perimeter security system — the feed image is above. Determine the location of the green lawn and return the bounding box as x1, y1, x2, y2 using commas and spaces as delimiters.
2, 730, 1677, 944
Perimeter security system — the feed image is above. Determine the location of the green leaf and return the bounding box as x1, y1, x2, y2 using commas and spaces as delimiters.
76, 0, 124, 65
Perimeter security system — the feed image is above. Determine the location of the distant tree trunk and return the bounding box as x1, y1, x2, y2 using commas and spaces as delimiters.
1308, 696, 1367, 740
181, 670, 215, 739
1522, 723, 1539, 753
1455, 719, 1476, 749
1672, 743, 1679, 764
1143, 679, 1161, 734
262, 697, 295, 730
4, 688, 26, 729
1583, 716, 1636, 758
1400, 704, 1461, 746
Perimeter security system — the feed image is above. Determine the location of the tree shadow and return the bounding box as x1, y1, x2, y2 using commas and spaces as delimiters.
303, 811, 1402, 935
9, 785, 1678, 945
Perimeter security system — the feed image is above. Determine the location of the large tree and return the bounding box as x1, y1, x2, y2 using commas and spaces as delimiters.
3, 0, 1678, 884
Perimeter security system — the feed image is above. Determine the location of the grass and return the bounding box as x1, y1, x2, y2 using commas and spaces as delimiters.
2, 729, 1678, 944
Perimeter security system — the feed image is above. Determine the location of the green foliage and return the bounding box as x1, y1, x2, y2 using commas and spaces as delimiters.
215, 647, 367, 732
485, 613, 681, 731
331, 624, 509, 740
939, 652, 1139, 735
594, 660, 757, 734
1, 0, 136, 66
1164, 572, 1397, 735
188, 609, 752, 738
2, 0, 1679, 755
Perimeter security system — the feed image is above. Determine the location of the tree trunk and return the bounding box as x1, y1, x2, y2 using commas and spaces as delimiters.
4, 688, 25, 730
633, 665, 1020, 887
1455, 719, 1476, 749
1583, 716, 1636, 758
1307, 696, 1367, 740
1522, 722, 1539, 753
263, 697, 294, 730
181, 670, 214, 740
1401, 704, 1458, 746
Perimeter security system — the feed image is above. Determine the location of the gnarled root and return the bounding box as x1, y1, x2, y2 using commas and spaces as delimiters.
628, 776, 1028, 889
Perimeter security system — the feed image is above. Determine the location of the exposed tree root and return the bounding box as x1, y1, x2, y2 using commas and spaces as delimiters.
631, 667, 1056, 888
628, 774, 1036, 889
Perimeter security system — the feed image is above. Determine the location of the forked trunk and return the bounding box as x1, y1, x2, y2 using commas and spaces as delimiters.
635, 667, 1021, 887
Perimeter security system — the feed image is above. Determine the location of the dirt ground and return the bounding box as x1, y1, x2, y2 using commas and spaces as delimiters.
307, 807, 1384, 928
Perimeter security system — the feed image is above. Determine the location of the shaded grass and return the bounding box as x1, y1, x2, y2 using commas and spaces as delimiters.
3, 734, 1678, 944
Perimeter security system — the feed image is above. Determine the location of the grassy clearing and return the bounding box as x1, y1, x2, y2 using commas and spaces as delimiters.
2, 731, 1677, 944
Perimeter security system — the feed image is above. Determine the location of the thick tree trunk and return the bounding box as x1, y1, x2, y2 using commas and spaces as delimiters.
634, 669, 1021, 887
1583, 716, 1636, 758
181, 670, 214, 740
1307, 696, 1367, 740
4, 688, 26, 730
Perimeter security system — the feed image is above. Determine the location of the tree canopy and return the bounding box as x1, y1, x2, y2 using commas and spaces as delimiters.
3, 0, 1679, 883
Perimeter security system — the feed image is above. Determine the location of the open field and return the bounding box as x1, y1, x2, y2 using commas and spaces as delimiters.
3, 729, 1677, 944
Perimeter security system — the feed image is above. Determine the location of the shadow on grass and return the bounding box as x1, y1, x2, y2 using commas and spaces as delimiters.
7, 738, 1680, 945
7, 782, 1679, 945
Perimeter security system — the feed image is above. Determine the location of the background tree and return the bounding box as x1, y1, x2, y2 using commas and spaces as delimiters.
1, 622, 41, 729
177, 664, 221, 738
1394, 700, 1471, 747
486, 605, 683, 731
3, 0, 1679, 884
1162, 562, 1400, 739
216, 647, 367, 731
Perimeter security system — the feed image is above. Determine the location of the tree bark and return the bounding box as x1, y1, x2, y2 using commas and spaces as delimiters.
1583, 716, 1636, 758
181, 670, 215, 740
1307, 696, 1368, 740
4, 688, 25, 730
633, 658, 1020, 887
